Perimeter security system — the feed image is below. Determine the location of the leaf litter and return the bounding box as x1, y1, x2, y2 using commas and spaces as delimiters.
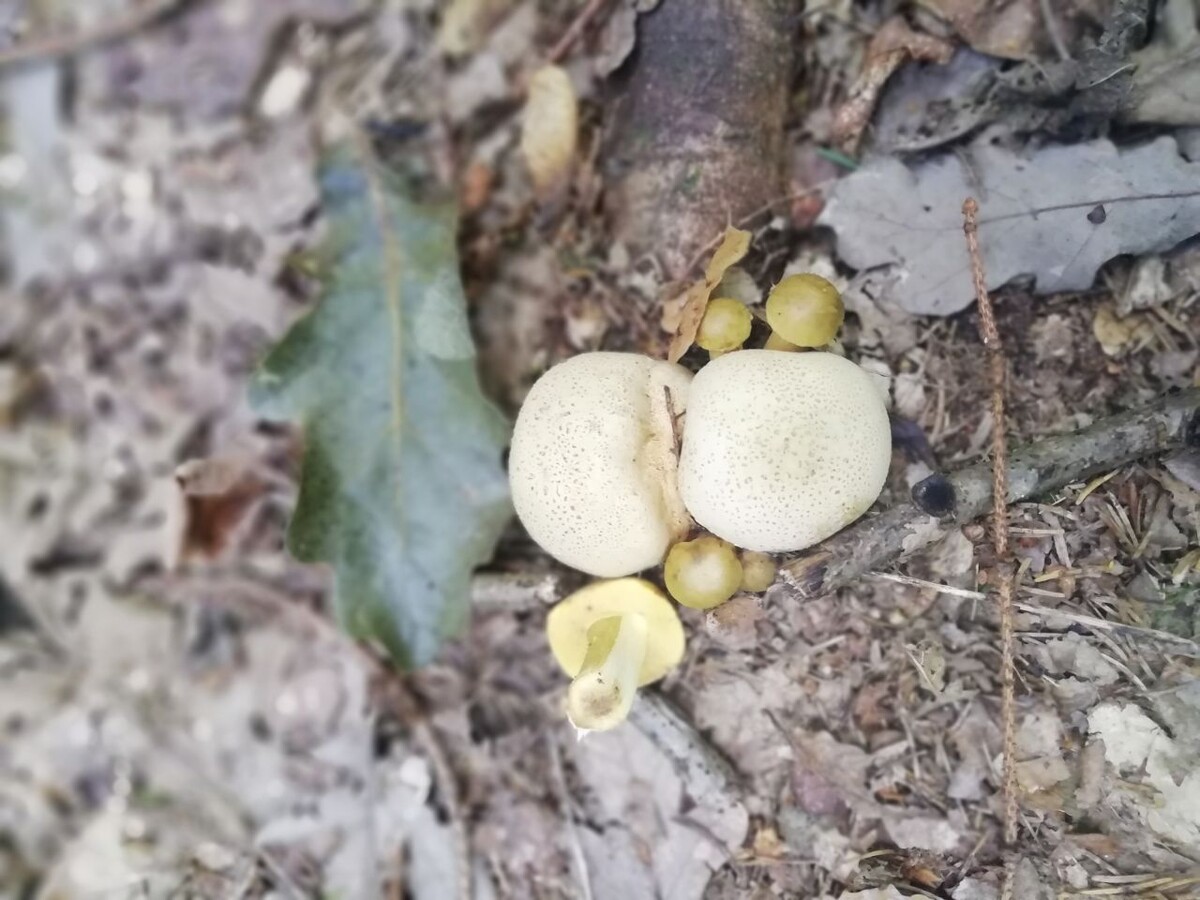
3, 0, 1200, 898
820, 136, 1200, 315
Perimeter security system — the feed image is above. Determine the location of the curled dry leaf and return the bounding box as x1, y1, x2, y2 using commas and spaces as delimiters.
665, 227, 751, 362
834, 17, 954, 152
520, 65, 578, 199
921, 0, 1047, 61
175, 457, 266, 562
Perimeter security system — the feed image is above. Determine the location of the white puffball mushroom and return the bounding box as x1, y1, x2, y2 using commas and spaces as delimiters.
509, 352, 692, 577
678, 350, 891, 552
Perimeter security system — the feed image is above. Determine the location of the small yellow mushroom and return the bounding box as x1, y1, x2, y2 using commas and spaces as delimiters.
738, 551, 777, 593
546, 579, 685, 731
765, 274, 844, 348
696, 297, 753, 354
664, 536, 742, 610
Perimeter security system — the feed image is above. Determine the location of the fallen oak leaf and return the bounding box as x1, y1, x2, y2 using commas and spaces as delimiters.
250, 138, 511, 667
833, 17, 954, 153
666, 226, 750, 362
819, 136, 1200, 315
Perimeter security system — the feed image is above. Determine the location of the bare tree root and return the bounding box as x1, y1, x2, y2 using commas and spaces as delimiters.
603, 0, 797, 279
779, 388, 1200, 600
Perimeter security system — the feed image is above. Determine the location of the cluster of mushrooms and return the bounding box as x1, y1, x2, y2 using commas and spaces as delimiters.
508, 272, 892, 732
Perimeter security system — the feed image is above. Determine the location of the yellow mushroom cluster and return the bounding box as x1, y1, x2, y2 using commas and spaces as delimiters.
508, 271, 892, 731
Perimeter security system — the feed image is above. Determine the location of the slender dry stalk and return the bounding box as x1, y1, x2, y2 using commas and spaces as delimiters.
962, 199, 1019, 857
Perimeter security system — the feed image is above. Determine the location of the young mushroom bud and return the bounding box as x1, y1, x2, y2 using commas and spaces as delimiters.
664, 535, 742, 609
766, 274, 844, 348
678, 350, 891, 552
509, 352, 692, 577
546, 578, 685, 731
738, 550, 777, 593
696, 298, 753, 354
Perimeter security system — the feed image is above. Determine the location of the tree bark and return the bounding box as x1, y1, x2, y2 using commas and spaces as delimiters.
603, 0, 796, 279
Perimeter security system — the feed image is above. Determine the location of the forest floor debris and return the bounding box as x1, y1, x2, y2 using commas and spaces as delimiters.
1, 0, 1199, 898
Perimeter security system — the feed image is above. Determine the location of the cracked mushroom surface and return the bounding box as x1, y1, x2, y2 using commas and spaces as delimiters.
678, 349, 891, 552
508, 352, 692, 577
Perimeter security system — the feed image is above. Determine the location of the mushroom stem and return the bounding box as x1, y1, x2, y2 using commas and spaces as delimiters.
566, 613, 648, 731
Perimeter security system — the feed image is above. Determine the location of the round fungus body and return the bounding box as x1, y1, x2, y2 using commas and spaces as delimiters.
508, 352, 692, 577
546, 578, 685, 731
765, 274, 844, 348
678, 350, 891, 552
696, 297, 753, 354
664, 535, 742, 609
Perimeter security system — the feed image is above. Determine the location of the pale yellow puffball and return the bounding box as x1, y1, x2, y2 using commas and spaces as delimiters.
678, 350, 890, 552
509, 352, 692, 577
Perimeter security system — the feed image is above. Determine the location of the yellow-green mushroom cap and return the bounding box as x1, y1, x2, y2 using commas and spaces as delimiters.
546, 578, 685, 685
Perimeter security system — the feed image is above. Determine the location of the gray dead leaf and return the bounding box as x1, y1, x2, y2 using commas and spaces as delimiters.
1152, 349, 1199, 381
952, 877, 1000, 900
572, 716, 747, 900
1013, 704, 1071, 792
793, 731, 880, 817
90, 0, 369, 120
836, 888, 907, 900
819, 137, 1200, 315
1088, 702, 1200, 848
904, 639, 946, 695
0, 63, 71, 288
927, 528, 976, 580
1011, 857, 1054, 900
1164, 449, 1200, 494
1034, 634, 1120, 687
595, 0, 663, 76
883, 814, 964, 853
777, 806, 856, 878
1119, 255, 1175, 313
1128, 0, 1200, 126
872, 48, 1000, 154
714, 266, 762, 306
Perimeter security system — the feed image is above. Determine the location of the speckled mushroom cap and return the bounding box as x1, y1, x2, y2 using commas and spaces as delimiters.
678, 350, 891, 552
509, 352, 692, 577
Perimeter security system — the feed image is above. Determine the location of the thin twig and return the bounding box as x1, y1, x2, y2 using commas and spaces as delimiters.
963, 198, 1020, 873
547, 0, 612, 64
963, 200, 1019, 851
870, 572, 1200, 657
0, 0, 186, 68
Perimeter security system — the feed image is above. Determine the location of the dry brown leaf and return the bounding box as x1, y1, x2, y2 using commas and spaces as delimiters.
920, 0, 1044, 60
460, 160, 494, 214
520, 65, 578, 199
666, 227, 751, 362
1092, 304, 1155, 357
833, 17, 954, 152
175, 457, 265, 562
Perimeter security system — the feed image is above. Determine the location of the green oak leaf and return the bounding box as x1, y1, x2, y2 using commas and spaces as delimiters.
250, 143, 511, 667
